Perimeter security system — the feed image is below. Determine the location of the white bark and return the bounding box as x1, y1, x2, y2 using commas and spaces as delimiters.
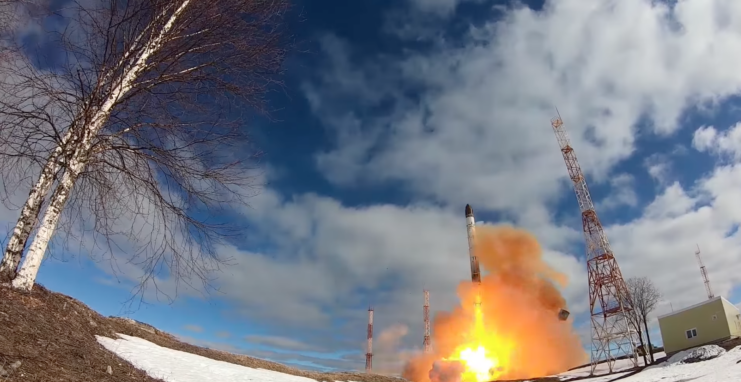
0, 131, 74, 281
0, 155, 54, 278
11, 0, 192, 291
11, 164, 77, 289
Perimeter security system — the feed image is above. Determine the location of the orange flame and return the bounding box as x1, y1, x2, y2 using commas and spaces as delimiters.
443, 305, 515, 382
402, 225, 587, 382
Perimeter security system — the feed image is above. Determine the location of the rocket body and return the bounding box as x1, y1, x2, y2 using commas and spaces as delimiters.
464, 204, 569, 321
465, 204, 481, 284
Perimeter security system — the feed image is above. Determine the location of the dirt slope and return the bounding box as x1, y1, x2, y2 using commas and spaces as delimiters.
0, 284, 406, 382
0, 284, 162, 382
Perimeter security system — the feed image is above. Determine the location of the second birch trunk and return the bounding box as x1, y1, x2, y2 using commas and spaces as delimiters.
0, 146, 67, 281
11, 166, 79, 290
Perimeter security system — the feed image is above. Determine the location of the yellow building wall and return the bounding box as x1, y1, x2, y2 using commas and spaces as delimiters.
658, 298, 731, 355
721, 299, 741, 337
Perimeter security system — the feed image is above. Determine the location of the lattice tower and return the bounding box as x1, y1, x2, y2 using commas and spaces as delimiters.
365, 307, 373, 373
423, 290, 431, 353
551, 115, 639, 375
695, 244, 714, 300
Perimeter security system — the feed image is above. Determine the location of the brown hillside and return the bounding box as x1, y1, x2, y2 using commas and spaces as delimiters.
0, 283, 162, 382
0, 284, 406, 382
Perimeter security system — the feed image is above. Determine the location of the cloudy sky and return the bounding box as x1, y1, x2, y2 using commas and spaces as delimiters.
4, 0, 741, 375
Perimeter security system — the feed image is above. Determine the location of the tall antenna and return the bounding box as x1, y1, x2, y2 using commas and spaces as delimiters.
365, 307, 373, 373
423, 290, 431, 353
695, 244, 714, 300
551, 114, 638, 374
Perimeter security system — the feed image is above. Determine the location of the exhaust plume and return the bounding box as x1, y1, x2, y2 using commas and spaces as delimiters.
403, 225, 586, 382
369, 324, 411, 375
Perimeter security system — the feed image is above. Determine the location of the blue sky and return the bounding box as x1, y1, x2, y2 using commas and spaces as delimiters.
4, 0, 741, 375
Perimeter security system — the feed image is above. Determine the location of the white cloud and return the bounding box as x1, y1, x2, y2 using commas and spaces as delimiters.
693, 123, 741, 161
607, 162, 741, 312
245, 335, 319, 352
644, 153, 673, 185
597, 173, 638, 211
307, 0, 741, 218
641, 182, 697, 220
214, 190, 588, 337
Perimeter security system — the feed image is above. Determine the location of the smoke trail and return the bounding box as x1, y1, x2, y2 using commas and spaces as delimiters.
402, 225, 587, 382
372, 324, 411, 374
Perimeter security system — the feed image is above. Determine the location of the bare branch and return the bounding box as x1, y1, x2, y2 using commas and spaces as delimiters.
624, 277, 662, 363
0, 0, 292, 298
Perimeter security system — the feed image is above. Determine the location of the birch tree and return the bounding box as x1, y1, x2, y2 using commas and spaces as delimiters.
0, 0, 290, 291
621, 293, 649, 365
625, 277, 662, 364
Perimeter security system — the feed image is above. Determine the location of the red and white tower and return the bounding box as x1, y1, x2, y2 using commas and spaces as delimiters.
423, 290, 431, 353
551, 114, 638, 374
365, 307, 373, 373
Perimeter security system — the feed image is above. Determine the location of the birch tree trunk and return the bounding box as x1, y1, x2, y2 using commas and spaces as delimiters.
11, 166, 77, 289
643, 316, 654, 363
0, 140, 69, 282
10, 0, 192, 291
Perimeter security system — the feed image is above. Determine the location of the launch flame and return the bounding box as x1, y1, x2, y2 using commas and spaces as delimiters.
402, 225, 587, 382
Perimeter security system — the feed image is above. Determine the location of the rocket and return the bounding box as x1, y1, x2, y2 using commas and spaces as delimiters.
466, 204, 483, 313
465, 204, 569, 321
466, 204, 571, 321
466, 204, 482, 285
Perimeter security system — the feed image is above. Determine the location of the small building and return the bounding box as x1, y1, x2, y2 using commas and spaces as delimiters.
658, 296, 741, 356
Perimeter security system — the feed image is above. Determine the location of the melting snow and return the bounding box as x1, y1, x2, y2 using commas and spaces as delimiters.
97, 334, 741, 382
665, 345, 726, 365
97, 334, 317, 382
572, 346, 741, 382
559, 352, 665, 379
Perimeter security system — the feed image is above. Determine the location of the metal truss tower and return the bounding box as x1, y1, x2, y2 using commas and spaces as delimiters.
551, 114, 639, 374
365, 307, 373, 373
423, 290, 431, 353
695, 245, 714, 300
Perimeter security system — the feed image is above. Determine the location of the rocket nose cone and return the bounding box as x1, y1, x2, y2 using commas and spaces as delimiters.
465, 204, 473, 217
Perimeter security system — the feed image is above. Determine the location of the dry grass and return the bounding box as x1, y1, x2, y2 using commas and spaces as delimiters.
0, 283, 407, 382
0, 283, 163, 382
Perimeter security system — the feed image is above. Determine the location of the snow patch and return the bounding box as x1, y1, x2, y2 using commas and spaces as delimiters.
95, 333, 741, 382
97, 334, 317, 382
665, 345, 726, 365
558, 352, 664, 379
578, 345, 741, 382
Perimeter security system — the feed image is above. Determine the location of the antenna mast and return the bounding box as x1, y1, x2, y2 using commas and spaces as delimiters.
695, 245, 714, 300
365, 307, 373, 373
423, 290, 431, 353
550, 113, 638, 374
